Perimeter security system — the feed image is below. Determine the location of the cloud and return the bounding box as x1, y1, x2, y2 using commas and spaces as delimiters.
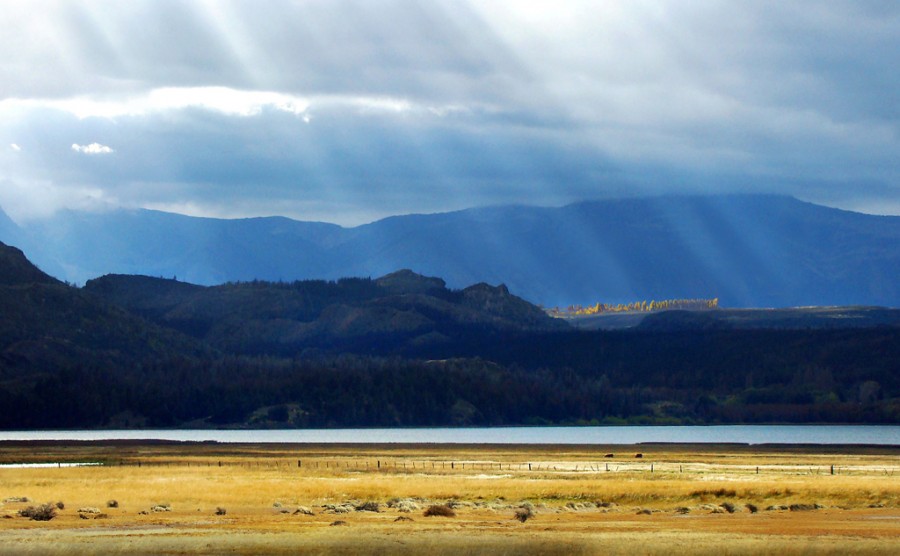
71, 142, 114, 154
9, 143, 20, 151
0, 178, 110, 221
0, 1, 897, 223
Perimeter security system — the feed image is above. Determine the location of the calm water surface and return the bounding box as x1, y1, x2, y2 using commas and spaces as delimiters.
1, 426, 897, 445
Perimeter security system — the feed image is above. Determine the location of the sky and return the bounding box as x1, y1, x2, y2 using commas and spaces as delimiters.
0, 0, 898, 225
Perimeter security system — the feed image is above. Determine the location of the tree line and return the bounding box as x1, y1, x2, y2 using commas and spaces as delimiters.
550, 298, 719, 316
2, 326, 896, 429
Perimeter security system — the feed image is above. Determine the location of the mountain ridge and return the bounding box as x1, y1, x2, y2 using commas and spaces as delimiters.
4, 194, 900, 308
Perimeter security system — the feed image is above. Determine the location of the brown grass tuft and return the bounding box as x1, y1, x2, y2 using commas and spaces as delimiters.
423, 504, 456, 517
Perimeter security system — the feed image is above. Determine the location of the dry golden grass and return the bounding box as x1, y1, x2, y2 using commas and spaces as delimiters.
0, 442, 898, 554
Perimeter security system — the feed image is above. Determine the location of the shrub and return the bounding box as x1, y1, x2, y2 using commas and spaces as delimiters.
323, 503, 354, 514
745, 503, 758, 514
215, 507, 227, 516
423, 504, 456, 517
720, 502, 736, 513
55, 501, 65, 510
355, 501, 380, 512
19, 503, 57, 521
106, 500, 119, 508
395, 500, 419, 513
514, 507, 533, 522
690, 488, 736, 498
789, 503, 819, 512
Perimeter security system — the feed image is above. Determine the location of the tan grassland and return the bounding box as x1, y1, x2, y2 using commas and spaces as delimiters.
0, 442, 898, 554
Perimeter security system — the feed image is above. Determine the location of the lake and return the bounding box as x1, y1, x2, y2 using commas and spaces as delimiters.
0, 425, 897, 445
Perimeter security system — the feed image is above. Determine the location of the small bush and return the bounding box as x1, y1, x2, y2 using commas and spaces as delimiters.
690, 488, 736, 498
423, 504, 456, 518
745, 503, 758, 514
215, 507, 227, 516
55, 501, 65, 510
323, 503, 354, 514
514, 507, 533, 522
106, 500, 118, 508
720, 502, 736, 514
19, 503, 57, 521
400, 501, 419, 512
355, 501, 380, 512
329, 520, 348, 526
789, 503, 819, 512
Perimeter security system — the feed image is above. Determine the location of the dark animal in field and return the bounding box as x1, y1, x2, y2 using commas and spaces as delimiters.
635, 453, 643, 458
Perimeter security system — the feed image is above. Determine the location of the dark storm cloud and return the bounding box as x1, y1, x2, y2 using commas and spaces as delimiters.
0, 1, 897, 222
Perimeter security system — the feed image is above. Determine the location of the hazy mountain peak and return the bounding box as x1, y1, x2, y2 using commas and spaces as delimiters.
11, 194, 900, 307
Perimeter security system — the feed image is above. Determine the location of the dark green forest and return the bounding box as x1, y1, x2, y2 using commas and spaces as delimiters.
1, 241, 898, 428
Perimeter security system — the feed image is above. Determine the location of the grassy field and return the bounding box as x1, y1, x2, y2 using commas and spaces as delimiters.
1, 442, 898, 554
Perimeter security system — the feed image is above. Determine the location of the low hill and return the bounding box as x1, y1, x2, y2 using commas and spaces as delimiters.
0, 242, 208, 371
83, 269, 567, 356
0, 241, 59, 287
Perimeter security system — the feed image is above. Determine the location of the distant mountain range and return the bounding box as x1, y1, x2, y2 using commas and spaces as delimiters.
3, 194, 900, 307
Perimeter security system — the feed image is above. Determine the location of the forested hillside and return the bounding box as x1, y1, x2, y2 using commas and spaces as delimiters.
83, 269, 565, 356
1, 241, 898, 428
